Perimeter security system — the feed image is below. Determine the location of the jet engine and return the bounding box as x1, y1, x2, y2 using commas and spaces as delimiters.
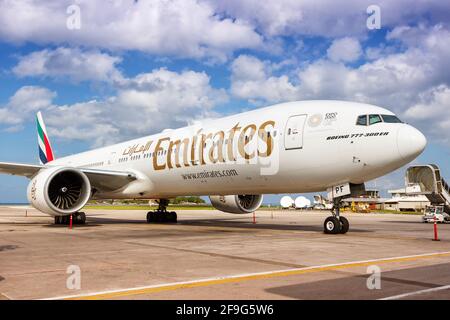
27, 167, 91, 216
209, 194, 263, 214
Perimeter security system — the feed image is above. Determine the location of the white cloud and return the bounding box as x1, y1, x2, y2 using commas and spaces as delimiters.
13, 47, 123, 82
404, 85, 450, 145
298, 25, 450, 104
0, 0, 448, 65
230, 55, 298, 103
405, 85, 450, 120
211, 0, 450, 38
0, 0, 261, 62
212, 0, 305, 37
230, 55, 267, 82
229, 25, 450, 147
0, 68, 228, 146
0, 86, 55, 125
327, 37, 362, 62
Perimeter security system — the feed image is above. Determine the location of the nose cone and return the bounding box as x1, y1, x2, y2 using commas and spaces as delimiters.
397, 125, 427, 160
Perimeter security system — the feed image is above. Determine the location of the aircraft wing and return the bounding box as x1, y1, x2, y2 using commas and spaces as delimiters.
0, 162, 43, 178
0, 162, 137, 192
78, 168, 137, 192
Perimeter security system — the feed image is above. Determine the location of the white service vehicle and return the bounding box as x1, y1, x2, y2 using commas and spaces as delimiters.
0, 100, 427, 234
422, 205, 450, 223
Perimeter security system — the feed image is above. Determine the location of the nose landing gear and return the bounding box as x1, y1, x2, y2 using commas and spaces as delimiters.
324, 198, 349, 234
146, 199, 177, 223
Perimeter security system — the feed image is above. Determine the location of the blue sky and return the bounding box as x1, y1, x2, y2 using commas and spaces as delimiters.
0, 0, 450, 204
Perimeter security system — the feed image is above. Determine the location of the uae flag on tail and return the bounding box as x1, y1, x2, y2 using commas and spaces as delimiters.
37, 111, 54, 164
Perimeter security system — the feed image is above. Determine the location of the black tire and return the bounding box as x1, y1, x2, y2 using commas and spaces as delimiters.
146, 212, 154, 223
168, 211, 177, 223
339, 216, 349, 234
80, 212, 86, 224
154, 213, 163, 223
60, 215, 69, 225
74, 212, 86, 224
55, 216, 61, 224
324, 216, 341, 234
160, 213, 169, 223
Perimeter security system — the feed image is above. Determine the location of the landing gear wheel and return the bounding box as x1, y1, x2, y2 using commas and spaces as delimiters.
147, 211, 177, 223
154, 213, 164, 223
339, 216, 349, 234
62, 215, 70, 225
146, 199, 178, 224
167, 211, 177, 223
54, 213, 86, 225
324, 216, 341, 234
74, 212, 86, 225
56, 215, 70, 225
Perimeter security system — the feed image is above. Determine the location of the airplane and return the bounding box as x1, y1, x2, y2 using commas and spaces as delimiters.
0, 100, 426, 234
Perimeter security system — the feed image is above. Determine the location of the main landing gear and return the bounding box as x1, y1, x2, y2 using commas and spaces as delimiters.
54, 212, 86, 225
146, 199, 177, 223
324, 198, 349, 234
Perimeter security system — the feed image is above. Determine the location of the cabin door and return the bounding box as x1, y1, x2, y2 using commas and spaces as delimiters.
284, 114, 307, 150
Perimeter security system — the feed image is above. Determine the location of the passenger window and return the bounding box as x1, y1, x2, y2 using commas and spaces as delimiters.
356, 115, 367, 126
369, 114, 382, 125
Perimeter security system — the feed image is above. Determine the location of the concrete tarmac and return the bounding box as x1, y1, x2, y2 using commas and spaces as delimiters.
0, 206, 449, 300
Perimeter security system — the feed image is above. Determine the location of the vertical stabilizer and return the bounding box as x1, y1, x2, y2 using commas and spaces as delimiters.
37, 111, 55, 164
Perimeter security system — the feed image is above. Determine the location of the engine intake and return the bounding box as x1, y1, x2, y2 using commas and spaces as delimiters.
209, 194, 263, 214
27, 167, 91, 216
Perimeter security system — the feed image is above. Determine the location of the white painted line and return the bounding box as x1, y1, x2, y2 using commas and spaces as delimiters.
0, 292, 13, 300
42, 250, 450, 300
380, 285, 450, 300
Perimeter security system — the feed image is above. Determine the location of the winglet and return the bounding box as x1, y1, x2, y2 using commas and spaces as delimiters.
37, 111, 55, 164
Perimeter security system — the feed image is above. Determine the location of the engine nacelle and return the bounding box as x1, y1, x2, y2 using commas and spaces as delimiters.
209, 194, 263, 214
27, 167, 91, 216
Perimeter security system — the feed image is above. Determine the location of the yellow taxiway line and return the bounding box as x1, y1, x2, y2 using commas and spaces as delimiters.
44, 251, 450, 300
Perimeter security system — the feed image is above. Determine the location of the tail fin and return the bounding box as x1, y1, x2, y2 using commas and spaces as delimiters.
37, 111, 55, 164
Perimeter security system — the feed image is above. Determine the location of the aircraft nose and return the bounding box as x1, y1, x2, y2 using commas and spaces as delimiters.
397, 125, 427, 160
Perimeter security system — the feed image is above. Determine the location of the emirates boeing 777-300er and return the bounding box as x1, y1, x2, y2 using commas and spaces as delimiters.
0, 100, 426, 234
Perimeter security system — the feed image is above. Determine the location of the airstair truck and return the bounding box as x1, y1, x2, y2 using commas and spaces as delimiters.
405, 164, 450, 223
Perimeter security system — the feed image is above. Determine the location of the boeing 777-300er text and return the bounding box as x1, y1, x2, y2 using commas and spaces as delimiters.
0, 100, 426, 234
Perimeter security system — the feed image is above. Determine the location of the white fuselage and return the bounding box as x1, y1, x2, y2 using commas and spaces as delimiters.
49, 100, 427, 199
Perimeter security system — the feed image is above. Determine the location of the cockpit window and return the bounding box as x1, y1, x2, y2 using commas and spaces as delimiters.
381, 114, 402, 123
356, 115, 367, 126
369, 114, 382, 125
357, 113, 403, 126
